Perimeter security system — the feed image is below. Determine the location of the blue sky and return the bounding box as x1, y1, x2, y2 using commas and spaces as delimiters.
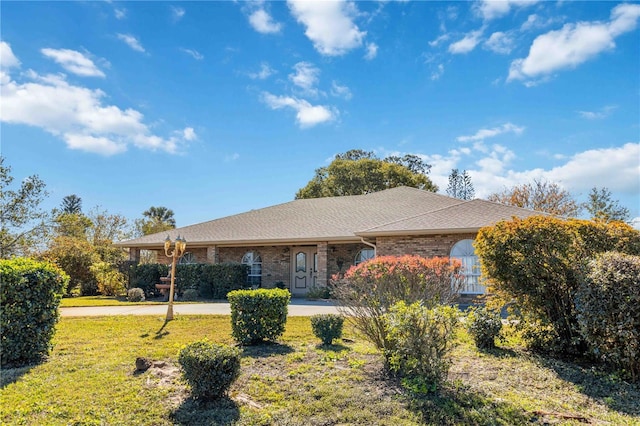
2, 1, 639, 229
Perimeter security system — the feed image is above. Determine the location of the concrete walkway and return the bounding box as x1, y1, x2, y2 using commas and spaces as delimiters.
60, 299, 340, 317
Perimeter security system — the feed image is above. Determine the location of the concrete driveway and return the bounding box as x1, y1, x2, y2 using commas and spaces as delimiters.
60, 298, 340, 317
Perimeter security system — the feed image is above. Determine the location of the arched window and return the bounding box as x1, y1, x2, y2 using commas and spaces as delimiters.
178, 252, 197, 265
354, 248, 375, 266
450, 239, 484, 294
242, 251, 262, 288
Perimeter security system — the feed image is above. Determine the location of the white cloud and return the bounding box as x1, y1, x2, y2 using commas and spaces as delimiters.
364, 42, 378, 60
248, 62, 276, 80
578, 105, 617, 120
520, 14, 563, 31
261, 92, 336, 128
289, 62, 320, 94
249, 8, 282, 34
0, 41, 21, 69
0, 44, 192, 156
182, 127, 197, 141
484, 31, 514, 54
180, 48, 204, 60
41, 48, 105, 77
431, 63, 444, 81
225, 153, 240, 162
631, 217, 640, 230
509, 3, 640, 83
114, 8, 127, 20
544, 142, 640, 194
287, 0, 365, 56
457, 123, 525, 142
448, 28, 484, 54
476, 0, 539, 21
171, 6, 185, 21
428, 33, 450, 48
331, 81, 352, 100
117, 33, 145, 53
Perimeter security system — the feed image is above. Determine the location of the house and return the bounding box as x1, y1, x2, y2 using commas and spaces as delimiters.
117, 186, 543, 296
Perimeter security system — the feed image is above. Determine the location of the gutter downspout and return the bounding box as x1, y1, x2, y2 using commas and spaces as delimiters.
360, 237, 377, 257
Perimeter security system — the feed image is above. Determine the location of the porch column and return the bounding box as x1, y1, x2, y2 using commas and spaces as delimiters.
317, 242, 328, 288
206, 246, 218, 264
129, 247, 140, 262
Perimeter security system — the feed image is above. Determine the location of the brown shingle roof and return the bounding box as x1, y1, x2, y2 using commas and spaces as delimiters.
117, 187, 542, 248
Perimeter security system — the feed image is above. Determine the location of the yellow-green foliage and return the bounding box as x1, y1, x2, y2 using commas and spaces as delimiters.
475, 216, 640, 354
228, 288, 290, 345
90, 261, 126, 296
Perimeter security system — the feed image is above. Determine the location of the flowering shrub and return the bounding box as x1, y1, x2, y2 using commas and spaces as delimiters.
332, 255, 462, 351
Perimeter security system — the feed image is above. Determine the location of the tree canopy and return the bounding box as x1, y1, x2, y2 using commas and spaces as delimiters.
0, 157, 50, 258
487, 179, 580, 217
583, 187, 630, 223
295, 150, 437, 199
446, 169, 475, 200
60, 194, 82, 214
135, 206, 176, 236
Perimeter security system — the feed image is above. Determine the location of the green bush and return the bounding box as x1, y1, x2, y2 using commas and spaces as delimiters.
128, 263, 248, 299
576, 252, 640, 382
384, 301, 459, 393
0, 258, 69, 367
475, 216, 640, 355
90, 261, 126, 296
332, 255, 463, 351
182, 288, 199, 302
178, 340, 241, 400
228, 288, 290, 345
307, 285, 331, 299
466, 306, 503, 350
127, 287, 145, 302
311, 314, 344, 345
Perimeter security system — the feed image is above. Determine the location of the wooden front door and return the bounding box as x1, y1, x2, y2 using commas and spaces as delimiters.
291, 247, 317, 296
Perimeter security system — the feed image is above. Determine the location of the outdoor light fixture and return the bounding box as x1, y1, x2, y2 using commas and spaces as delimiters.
163, 235, 187, 321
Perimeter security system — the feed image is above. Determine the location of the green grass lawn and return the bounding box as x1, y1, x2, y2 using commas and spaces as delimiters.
1, 316, 638, 425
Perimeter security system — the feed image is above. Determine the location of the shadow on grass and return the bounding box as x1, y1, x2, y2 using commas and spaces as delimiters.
241, 342, 294, 358
477, 345, 518, 359
538, 356, 640, 416
154, 320, 171, 339
315, 342, 351, 352
0, 365, 34, 389
407, 382, 534, 425
171, 395, 240, 426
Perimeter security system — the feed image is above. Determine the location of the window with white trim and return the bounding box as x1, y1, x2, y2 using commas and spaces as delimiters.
450, 239, 484, 294
242, 251, 262, 287
354, 248, 375, 266
178, 252, 197, 264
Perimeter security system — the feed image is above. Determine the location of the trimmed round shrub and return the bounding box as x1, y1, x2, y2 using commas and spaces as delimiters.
0, 258, 69, 367
311, 314, 344, 345
228, 288, 290, 345
182, 288, 199, 302
466, 306, 503, 350
576, 252, 640, 382
127, 287, 145, 302
178, 340, 241, 400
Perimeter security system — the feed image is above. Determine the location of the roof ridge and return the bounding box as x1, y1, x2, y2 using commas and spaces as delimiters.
358, 198, 468, 232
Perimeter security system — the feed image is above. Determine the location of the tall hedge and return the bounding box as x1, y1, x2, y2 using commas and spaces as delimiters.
475, 216, 640, 355
128, 262, 249, 299
0, 258, 69, 367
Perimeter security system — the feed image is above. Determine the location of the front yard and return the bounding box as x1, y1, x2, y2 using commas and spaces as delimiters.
1, 315, 638, 425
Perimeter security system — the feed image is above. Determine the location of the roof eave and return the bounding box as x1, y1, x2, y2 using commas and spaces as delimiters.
116, 235, 364, 249
356, 227, 481, 237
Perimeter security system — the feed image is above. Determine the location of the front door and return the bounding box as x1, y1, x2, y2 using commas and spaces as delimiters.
291, 247, 317, 296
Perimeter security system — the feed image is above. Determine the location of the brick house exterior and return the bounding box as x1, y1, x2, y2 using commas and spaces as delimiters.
118, 187, 543, 295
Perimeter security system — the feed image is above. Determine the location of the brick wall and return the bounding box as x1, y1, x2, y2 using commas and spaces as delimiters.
376, 233, 477, 258
218, 246, 291, 289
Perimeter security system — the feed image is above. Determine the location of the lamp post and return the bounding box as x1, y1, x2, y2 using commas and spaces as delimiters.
164, 235, 187, 321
